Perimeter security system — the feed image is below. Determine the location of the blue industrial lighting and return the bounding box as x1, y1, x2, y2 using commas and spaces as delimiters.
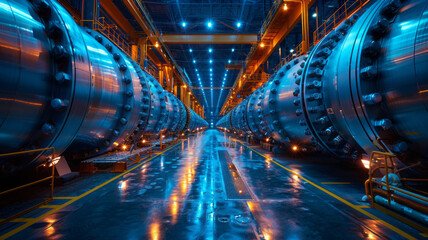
312, 13, 317, 18
210, 68, 212, 71
290, 49, 294, 53
237, 21, 241, 28
207, 21, 213, 28
209, 59, 213, 63
228, 59, 231, 63
231, 48, 235, 52
189, 48, 193, 52
210, 73, 212, 76
182, 21, 187, 27
193, 59, 196, 63
208, 48, 213, 53
196, 69, 198, 72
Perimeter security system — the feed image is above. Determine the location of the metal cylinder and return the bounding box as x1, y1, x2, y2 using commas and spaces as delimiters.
217, 0, 428, 164
0, 0, 207, 172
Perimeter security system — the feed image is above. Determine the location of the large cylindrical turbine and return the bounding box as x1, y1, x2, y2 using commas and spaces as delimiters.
218, 0, 428, 165
0, 0, 207, 173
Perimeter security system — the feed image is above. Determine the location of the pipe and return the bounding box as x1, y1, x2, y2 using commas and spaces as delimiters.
374, 195, 428, 226
0, 0, 208, 174
217, 0, 428, 166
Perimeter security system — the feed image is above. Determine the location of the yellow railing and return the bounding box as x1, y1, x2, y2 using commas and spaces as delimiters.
0, 147, 57, 225
81, 18, 132, 58
364, 150, 428, 209
274, 42, 304, 72
313, 0, 369, 44
273, 0, 369, 73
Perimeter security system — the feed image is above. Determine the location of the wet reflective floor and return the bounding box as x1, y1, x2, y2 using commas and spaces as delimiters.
3, 130, 423, 239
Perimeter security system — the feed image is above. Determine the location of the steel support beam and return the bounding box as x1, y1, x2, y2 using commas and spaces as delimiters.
162, 34, 259, 44
100, 0, 137, 41
301, 0, 310, 52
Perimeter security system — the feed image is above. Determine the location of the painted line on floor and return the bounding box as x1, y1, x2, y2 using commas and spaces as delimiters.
232, 139, 417, 240
321, 182, 351, 184
52, 197, 77, 200
0, 141, 183, 240
39, 205, 63, 209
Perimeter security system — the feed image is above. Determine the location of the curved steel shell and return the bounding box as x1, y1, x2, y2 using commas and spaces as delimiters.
0, 0, 207, 172
217, 0, 428, 164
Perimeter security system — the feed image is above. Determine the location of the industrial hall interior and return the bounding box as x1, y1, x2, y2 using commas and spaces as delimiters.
1, 0, 428, 239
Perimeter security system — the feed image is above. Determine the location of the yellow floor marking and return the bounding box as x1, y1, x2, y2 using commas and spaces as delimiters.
321, 182, 351, 184
0, 142, 182, 240
39, 205, 63, 208
420, 233, 428, 237
52, 197, 77, 200
354, 205, 371, 209
234, 139, 418, 240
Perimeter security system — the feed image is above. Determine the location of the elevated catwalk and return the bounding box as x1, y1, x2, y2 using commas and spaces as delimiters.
0, 130, 423, 239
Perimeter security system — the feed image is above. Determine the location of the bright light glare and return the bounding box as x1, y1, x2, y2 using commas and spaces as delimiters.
361, 159, 370, 169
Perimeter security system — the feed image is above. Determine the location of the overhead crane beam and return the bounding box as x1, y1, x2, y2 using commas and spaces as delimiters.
161, 34, 259, 44
188, 86, 234, 90
122, 0, 203, 112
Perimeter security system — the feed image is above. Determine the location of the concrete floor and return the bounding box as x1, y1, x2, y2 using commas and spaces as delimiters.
0, 129, 424, 239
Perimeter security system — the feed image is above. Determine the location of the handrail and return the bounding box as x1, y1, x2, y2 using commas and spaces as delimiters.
273, 42, 304, 72
313, 0, 369, 43
365, 150, 428, 208
0, 147, 57, 225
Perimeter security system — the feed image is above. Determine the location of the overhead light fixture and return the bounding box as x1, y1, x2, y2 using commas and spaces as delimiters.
210, 68, 212, 71
228, 59, 231, 63
189, 48, 193, 52
209, 48, 212, 53
207, 21, 213, 28
182, 21, 186, 27
260, 42, 265, 48
155, 42, 159, 48
193, 59, 196, 63
209, 59, 213, 63
290, 49, 294, 53
312, 13, 317, 18
283, 3, 288, 11
231, 48, 235, 52
237, 21, 241, 28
